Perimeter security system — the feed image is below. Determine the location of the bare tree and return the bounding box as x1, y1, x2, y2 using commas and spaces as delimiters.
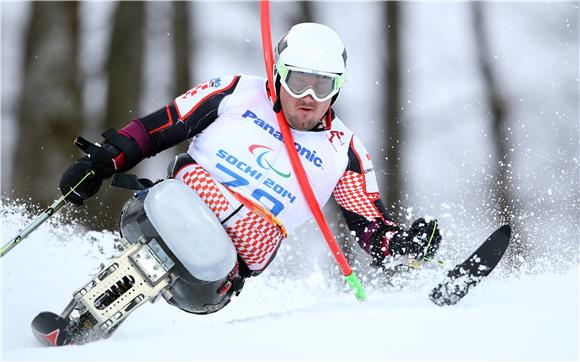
293, 1, 314, 24
471, 2, 527, 270
173, 2, 192, 96
86, 2, 145, 230
12, 2, 82, 207
171, 1, 193, 156
383, 1, 404, 217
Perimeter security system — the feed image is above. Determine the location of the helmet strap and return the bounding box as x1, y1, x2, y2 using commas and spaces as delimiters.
273, 98, 282, 113
324, 108, 333, 130
330, 92, 340, 106
273, 76, 283, 113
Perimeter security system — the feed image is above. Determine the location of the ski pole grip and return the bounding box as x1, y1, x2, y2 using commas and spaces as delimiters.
74, 136, 94, 154
345, 272, 366, 302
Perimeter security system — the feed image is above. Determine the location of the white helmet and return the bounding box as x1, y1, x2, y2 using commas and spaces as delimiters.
273, 23, 347, 105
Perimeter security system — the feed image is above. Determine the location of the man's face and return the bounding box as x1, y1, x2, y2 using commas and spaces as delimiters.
279, 86, 331, 131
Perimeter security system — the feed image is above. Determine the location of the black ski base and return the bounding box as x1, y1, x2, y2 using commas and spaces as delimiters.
429, 224, 512, 306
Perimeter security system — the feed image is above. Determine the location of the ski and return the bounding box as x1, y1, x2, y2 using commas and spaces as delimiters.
429, 224, 512, 306
31, 312, 73, 347
31, 295, 117, 347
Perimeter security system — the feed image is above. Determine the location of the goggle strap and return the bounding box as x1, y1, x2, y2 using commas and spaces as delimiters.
276, 60, 289, 81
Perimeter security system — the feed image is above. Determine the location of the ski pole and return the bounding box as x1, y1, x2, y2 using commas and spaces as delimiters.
259, 0, 366, 301
0, 170, 95, 258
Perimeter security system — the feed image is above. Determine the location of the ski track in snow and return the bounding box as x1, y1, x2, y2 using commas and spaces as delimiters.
1, 202, 578, 361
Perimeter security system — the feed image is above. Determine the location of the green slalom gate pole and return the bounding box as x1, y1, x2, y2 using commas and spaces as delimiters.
0, 170, 95, 258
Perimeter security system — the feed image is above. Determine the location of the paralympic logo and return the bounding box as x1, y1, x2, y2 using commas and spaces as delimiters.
248, 145, 291, 178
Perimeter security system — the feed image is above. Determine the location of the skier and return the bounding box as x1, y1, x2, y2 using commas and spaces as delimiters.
59, 23, 441, 314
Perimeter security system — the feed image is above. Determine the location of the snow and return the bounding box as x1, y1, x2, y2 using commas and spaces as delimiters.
1, 201, 578, 361
1, 1, 579, 360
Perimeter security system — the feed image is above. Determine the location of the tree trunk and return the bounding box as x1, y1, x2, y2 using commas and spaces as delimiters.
383, 1, 404, 217
173, 1, 192, 96
171, 1, 193, 156
87, 2, 145, 230
296, 1, 314, 24
471, 2, 527, 271
12, 2, 82, 207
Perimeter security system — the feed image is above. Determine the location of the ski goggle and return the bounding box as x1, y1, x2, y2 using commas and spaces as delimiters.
276, 60, 345, 102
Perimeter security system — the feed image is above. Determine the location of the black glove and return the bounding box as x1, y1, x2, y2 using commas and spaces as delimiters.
59, 137, 117, 206
388, 218, 442, 260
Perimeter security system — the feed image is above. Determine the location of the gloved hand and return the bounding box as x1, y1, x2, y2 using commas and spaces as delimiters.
388, 218, 442, 260
59, 137, 118, 206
